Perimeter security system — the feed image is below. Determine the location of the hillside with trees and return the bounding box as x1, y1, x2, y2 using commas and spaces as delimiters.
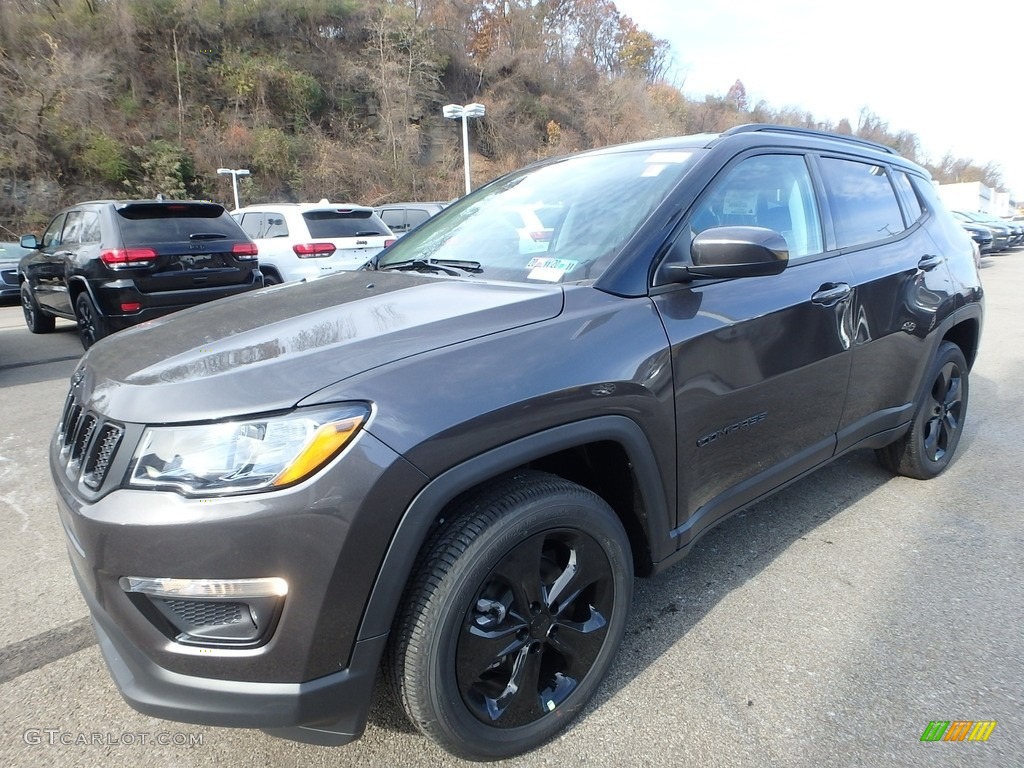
0, 0, 1007, 234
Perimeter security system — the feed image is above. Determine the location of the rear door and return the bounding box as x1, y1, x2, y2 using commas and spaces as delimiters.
826, 160, 957, 451
114, 203, 255, 293
651, 151, 854, 547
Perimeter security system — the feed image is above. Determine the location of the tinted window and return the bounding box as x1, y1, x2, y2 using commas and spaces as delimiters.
264, 214, 288, 238
42, 213, 67, 248
893, 171, 923, 224
406, 209, 431, 227
62, 211, 85, 245
302, 210, 389, 238
690, 153, 823, 260
116, 204, 242, 244
80, 211, 102, 244
380, 209, 407, 230
237, 212, 266, 239
819, 158, 905, 248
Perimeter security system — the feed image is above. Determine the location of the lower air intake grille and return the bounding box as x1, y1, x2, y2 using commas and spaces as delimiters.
163, 600, 244, 628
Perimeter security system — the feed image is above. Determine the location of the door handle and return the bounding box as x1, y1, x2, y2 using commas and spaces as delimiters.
917, 254, 944, 271
811, 282, 851, 306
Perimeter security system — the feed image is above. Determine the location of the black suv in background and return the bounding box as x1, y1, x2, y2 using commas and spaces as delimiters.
19, 200, 262, 348
52, 126, 983, 760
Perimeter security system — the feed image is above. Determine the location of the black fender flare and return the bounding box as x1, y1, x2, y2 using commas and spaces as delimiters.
355, 414, 672, 642
68, 275, 102, 315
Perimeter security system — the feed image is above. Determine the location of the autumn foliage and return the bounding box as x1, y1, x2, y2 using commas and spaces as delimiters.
0, 0, 1004, 234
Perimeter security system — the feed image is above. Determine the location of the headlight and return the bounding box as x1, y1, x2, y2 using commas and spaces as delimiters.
128, 404, 370, 495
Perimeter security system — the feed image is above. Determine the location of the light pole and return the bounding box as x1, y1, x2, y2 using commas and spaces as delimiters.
217, 167, 250, 210
442, 103, 485, 195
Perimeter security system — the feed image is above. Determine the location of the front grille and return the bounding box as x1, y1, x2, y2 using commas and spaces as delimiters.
58, 387, 124, 491
162, 600, 244, 628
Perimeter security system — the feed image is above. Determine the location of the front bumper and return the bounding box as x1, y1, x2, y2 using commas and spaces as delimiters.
53, 415, 428, 741
80, 563, 386, 744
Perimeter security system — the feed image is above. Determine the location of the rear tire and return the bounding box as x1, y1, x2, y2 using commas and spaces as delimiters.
75, 292, 108, 350
21, 283, 56, 334
387, 471, 633, 760
876, 341, 968, 479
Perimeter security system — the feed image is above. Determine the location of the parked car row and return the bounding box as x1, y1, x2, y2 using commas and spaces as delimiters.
12, 198, 450, 347
952, 209, 1024, 252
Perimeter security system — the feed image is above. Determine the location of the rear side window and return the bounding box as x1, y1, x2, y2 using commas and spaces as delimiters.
893, 171, 924, 225
406, 209, 431, 227
379, 209, 407, 231
237, 212, 266, 239
62, 211, 86, 245
116, 204, 242, 244
819, 158, 905, 248
303, 210, 390, 238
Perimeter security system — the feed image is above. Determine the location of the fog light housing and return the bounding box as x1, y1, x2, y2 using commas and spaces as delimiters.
120, 576, 287, 647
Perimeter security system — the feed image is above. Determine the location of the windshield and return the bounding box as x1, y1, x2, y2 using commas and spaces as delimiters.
376, 148, 699, 283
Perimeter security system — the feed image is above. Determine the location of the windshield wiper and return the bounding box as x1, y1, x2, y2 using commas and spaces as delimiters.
189, 232, 228, 240
378, 257, 482, 276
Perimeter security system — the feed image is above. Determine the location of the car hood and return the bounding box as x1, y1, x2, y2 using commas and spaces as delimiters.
77, 272, 564, 423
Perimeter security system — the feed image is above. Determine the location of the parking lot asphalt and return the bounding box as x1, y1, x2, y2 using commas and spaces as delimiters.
0, 249, 1021, 768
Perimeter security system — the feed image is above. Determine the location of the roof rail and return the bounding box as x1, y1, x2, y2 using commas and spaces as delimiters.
721, 123, 898, 155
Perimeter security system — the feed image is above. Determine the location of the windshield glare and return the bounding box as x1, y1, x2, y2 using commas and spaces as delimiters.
377, 148, 699, 283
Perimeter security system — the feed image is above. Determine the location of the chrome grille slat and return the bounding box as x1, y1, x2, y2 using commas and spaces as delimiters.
62, 404, 83, 452
83, 424, 124, 490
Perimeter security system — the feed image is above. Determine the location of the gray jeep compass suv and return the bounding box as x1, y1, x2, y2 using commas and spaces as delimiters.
52, 125, 983, 760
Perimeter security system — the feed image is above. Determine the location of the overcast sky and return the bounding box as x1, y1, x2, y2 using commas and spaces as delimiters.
614, 0, 1024, 200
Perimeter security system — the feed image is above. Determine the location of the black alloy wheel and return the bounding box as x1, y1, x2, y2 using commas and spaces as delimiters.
458, 527, 615, 728
74, 292, 108, 350
876, 341, 969, 479
388, 471, 633, 760
21, 282, 55, 333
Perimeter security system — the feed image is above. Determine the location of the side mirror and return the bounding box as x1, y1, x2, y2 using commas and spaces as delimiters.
20, 234, 40, 249
660, 226, 789, 283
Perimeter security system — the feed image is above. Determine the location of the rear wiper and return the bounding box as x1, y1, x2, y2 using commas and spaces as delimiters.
190, 232, 228, 240
354, 230, 387, 237
379, 258, 482, 276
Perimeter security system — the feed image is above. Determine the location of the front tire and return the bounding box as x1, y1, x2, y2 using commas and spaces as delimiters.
21, 282, 56, 333
74, 292, 108, 350
876, 341, 969, 479
388, 471, 633, 760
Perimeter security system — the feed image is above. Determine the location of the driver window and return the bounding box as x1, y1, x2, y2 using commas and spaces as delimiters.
42, 213, 68, 248
689, 154, 823, 261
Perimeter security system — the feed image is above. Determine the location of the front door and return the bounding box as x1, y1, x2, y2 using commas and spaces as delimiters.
651, 151, 854, 548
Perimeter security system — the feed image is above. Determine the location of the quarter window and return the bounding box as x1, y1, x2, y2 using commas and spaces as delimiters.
893, 171, 924, 225
819, 158, 905, 248
80, 211, 102, 244
689, 154, 823, 260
